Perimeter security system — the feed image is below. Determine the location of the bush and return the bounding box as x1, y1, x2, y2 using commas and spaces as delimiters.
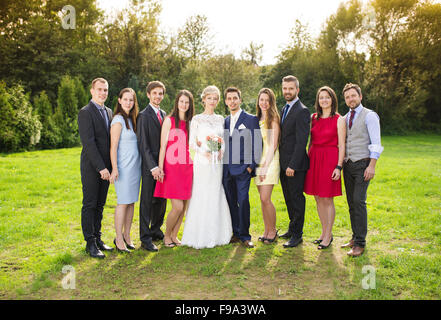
0, 83, 42, 152
0, 82, 20, 152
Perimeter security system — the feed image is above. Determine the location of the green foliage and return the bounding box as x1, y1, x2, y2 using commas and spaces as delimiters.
0, 82, 20, 152
34, 91, 62, 149
1, 0, 440, 153
55, 75, 80, 147
0, 83, 42, 152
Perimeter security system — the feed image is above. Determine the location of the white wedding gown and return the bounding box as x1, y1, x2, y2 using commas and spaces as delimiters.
181, 113, 232, 249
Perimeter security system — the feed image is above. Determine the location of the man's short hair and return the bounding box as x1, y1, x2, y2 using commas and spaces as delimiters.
224, 87, 241, 99
91, 78, 108, 88
146, 81, 166, 94
282, 75, 299, 89
342, 83, 362, 96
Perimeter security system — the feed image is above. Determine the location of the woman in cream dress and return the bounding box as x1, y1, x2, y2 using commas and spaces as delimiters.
181, 86, 232, 249
254, 88, 281, 244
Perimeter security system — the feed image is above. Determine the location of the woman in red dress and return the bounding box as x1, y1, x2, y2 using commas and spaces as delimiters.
154, 90, 195, 248
304, 86, 346, 249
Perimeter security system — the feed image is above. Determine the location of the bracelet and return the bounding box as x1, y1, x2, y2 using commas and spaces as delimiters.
335, 165, 342, 171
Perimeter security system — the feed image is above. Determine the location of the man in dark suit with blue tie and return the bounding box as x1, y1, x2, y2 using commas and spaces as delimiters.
223, 87, 262, 248
278, 75, 311, 248
78, 78, 114, 258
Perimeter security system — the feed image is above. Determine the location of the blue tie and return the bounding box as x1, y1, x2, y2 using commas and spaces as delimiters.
281, 104, 290, 123
99, 108, 108, 129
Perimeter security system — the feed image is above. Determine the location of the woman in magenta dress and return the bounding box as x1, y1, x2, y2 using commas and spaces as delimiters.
304, 86, 346, 250
154, 90, 194, 248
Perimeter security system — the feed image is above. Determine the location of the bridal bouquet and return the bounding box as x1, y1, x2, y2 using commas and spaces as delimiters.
205, 135, 223, 166
206, 135, 223, 152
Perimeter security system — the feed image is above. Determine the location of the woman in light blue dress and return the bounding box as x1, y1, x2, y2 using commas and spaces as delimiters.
109, 88, 141, 253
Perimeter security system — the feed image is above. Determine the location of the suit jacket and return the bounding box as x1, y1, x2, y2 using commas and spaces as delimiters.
136, 104, 166, 173
223, 110, 262, 177
78, 100, 113, 173
279, 99, 310, 172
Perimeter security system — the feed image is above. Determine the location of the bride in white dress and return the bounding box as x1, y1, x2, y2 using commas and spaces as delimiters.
181, 86, 232, 249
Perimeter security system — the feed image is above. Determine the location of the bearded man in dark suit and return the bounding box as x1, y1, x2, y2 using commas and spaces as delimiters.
278, 75, 311, 248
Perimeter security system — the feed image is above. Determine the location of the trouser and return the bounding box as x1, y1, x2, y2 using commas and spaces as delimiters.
223, 170, 252, 241
139, 174, 167, 244
343, 159, 371, 248
280, 170, 306, 239
81, 169, 109, 242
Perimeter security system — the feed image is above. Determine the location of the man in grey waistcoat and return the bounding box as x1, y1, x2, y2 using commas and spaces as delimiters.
341, 83, 383, 257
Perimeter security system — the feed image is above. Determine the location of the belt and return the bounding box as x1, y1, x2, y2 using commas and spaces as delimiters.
347, 158, 370, 163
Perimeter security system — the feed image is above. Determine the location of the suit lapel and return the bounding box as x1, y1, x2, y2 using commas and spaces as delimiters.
225, 115, 231, 131
234, 111, 246, 130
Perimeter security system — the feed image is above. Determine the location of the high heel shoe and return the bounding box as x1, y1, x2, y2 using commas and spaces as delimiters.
114, 239, 131, 253
317, 237, 333, 250
263, 230, 279, 244
122, 235, 135, 250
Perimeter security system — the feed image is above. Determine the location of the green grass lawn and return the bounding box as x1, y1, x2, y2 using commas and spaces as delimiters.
0, 135, 440, 300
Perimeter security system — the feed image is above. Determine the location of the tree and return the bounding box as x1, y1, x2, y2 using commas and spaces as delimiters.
177, 14, 213, 61
55, 75, 79, 147
241, 42, 263, 66
34, 91, 62, 149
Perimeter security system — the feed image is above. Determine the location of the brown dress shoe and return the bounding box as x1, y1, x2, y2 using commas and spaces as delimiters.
230, 235, 240, 244
241, 240, 254, 248
347, 246, 365, 257
341, 239, 354, 248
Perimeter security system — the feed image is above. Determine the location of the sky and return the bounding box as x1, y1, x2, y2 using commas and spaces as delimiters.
97, 0, 350, 65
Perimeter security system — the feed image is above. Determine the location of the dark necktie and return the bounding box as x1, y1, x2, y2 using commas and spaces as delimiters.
348, 110, 355, 129
281, 104, 290, 123
99, 108, 108, 129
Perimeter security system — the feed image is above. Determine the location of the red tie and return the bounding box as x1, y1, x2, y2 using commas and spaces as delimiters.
157, 110, 163, 125
349, 110, 355, 129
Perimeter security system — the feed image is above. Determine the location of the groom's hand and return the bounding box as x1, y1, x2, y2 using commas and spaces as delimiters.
286, 167, 295, 177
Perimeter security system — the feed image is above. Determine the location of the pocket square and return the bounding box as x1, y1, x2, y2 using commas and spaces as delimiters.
238, 124, 247, 130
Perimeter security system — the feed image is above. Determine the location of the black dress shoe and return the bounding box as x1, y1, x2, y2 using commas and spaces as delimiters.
283, 237, 303, 248
96, 239, 114, 252
85, 240, 105, 259
123, 236, 136, 250
152, 233, 164, 241
141, 240, 158, 252
279, 231, 293, 239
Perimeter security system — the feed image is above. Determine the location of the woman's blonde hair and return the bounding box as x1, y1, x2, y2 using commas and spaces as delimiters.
201, 85, 220, 100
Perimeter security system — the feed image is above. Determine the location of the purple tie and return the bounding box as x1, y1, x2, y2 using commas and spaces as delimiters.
349, 110, 355, 129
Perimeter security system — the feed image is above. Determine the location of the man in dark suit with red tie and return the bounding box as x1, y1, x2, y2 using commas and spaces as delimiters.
278, 75, 311, 248
136, 81, 167, 252
78, 78, 114, 258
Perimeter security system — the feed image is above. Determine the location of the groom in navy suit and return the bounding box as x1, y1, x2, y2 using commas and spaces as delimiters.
223, 87, 262, 248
